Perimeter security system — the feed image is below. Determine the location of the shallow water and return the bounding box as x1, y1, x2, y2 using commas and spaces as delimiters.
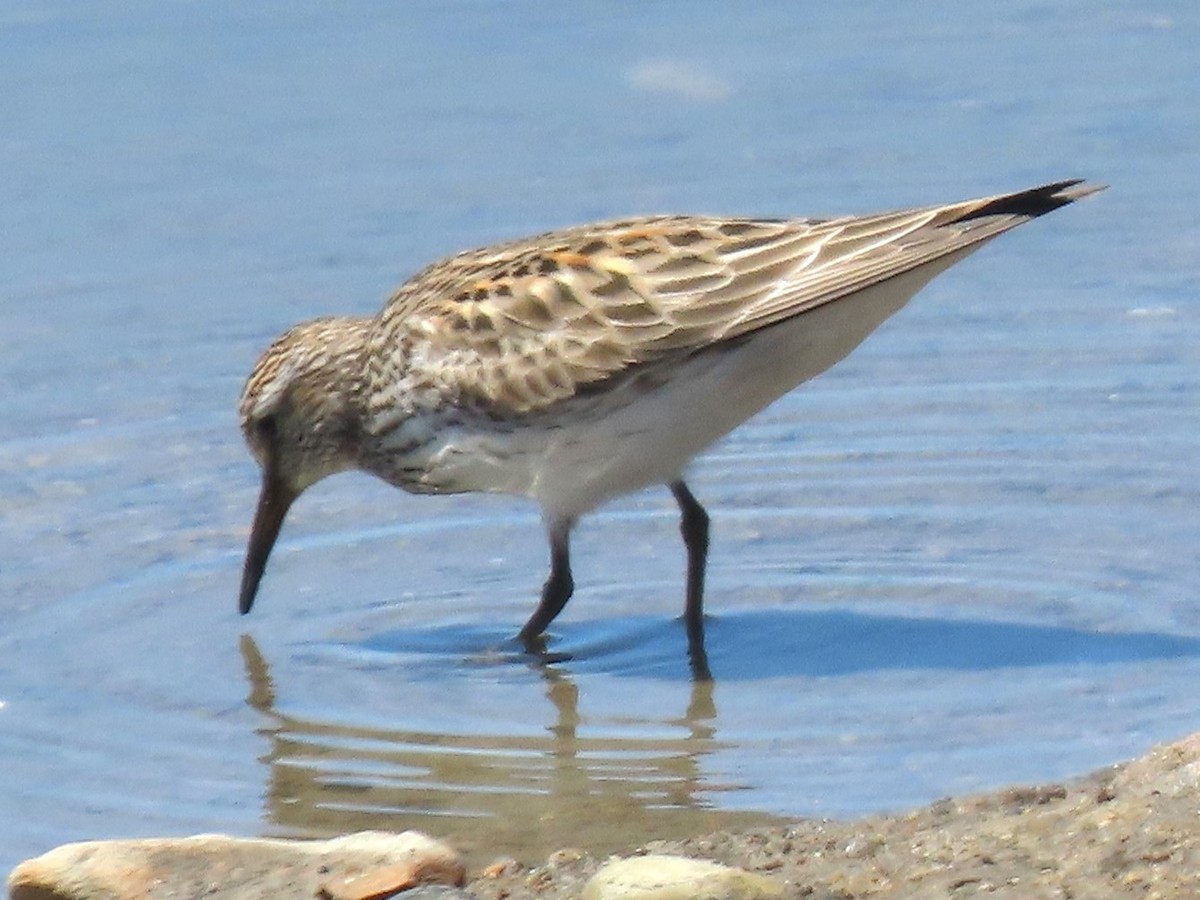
2, 0, 1198, 875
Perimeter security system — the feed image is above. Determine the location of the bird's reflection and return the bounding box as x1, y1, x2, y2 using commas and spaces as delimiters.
239, 634, 774, 864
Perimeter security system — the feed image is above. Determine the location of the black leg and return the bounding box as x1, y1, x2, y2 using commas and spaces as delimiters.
519, 520, 575, 646
670, 481, 710, 643
686, 622, 712, 682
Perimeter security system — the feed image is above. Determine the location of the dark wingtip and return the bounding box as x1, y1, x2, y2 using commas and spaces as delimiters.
960, 179, 1107, 222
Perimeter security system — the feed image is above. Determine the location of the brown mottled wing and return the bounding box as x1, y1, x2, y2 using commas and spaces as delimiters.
376, 180, 1099, 415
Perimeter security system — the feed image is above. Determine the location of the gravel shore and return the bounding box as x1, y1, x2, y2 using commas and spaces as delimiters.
465, 732, 1200, 898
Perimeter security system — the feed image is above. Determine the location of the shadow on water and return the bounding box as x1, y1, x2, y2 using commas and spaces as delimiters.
689, 609, 1200, 681
239, 609, 1200, 863
358, 606, 1200, 682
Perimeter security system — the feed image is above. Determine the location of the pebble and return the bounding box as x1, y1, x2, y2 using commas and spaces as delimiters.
581, 854, 784, 900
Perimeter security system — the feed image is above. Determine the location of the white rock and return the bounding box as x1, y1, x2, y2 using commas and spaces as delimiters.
582, 854, 784, 900
8, 830, 464, 900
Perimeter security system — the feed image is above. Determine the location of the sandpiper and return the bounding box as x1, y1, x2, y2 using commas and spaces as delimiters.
237, 179, 1102, 645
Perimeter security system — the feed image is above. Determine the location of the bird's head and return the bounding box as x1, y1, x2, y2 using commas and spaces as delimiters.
237, 316, 371, 614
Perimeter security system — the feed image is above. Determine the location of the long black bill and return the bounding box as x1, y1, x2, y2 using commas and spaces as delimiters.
238, 469, 297, 615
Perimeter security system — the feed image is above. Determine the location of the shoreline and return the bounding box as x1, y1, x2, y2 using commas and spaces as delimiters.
12, 732, 1200, 898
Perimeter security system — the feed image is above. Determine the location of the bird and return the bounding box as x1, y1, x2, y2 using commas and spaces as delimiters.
236, 179, 1103, 648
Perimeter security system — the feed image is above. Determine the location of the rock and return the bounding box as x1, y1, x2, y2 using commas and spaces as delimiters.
479, 857, 522, 879
374, 888, 475, 900
581, 854, 784, 900
8, 830, 464, 900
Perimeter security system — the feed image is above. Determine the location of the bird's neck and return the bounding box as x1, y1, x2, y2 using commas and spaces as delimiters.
314, 315, 374, 469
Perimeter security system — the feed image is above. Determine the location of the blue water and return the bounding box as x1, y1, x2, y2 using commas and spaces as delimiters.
2, 0, 1198, 873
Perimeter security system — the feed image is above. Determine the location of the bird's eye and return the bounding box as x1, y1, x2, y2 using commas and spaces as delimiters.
254, 413, 277, 442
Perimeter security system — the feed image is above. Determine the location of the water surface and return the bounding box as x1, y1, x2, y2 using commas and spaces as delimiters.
2, 0, 1198, 875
